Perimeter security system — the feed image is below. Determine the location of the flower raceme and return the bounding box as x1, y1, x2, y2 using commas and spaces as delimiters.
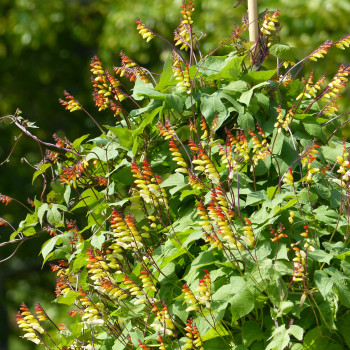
136, 18, 155, 42
261, 9, 280, 35
59, 91, 82, 112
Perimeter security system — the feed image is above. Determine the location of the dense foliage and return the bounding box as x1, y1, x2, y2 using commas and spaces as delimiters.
2, 1, 350, 349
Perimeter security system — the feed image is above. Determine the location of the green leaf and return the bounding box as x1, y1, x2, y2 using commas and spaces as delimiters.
37, 203, 49, 225
132, 77, 165, 100
303, 121, 326, 141
107, 126, 134, 150
32, 163, 51, 184
47, 204, 62, 226
200, 91, 228, 126
246, 191, 268, 206
229, 286, 254, 321
308, 250, 333, 264
85, 146, 119, 162
41, 235, 61, 260
266, 325, 290, 350
289, 325, 304, 341
314, 270, 333, 299
56, 290, 79, 305
237, 112, 255, 133
164, 93, 185, 112
269, 44, 296, 61
155, 54, 175, 91
91, 232, 106, 250
160, 173, 187, 195
242, 70, 276, 84
72, 134, 90, 149
242, 320, 264, 347
199, 54, 244, 80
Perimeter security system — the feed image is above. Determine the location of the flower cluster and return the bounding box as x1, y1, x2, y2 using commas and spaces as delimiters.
321, 64, 350, 103
283, 168, 294, 186
78, 288, 105, 325
274, 106, 295, 132
261, 9, 280, 35
172, 55, 191, 93
136, 18, 155, 42
169, 138, 188, 174
308, 40, 332, 61
0, 194, 12, 205
335, 34, 350, 50
291, 244, 306, 282
249, 124, 270, 165
183, 318, 204, 350
114, 51, 149, 83
150, 303, 175, 337
296, 72, 325, 101
110, 209, 148, 254
17, 304, 45, 345
173, 1, 195, 51
270, 223, 287, 242
90, 56, 125, 116
59, 91, 82, 112
131, 159, 168, 206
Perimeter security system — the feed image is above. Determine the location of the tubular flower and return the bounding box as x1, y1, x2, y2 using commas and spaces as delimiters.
335, 34, 350, 50
292, 247, 306, 282
296, 73, 325, 101
87, 248, 116, 292
59, 90, 82, 112
59, 161, 87, 188
53, 133, 72, 149
183, 318, 204, 350
241, 217, 255, 247
140, 269, 157, 293
122, 275, 144, 305
261, 9, 280, 35
17, 304, 45, 345
173, 1, 195, 51
200, 117, 208, 140
192, 147, 220, 184
136, 18, 155, 42
308, 40, 332, 61
110, 210, 146, 253
249, 125, 270, 164
157, 121, 177, 140
197, 201, 213, 232
100, 279, 128, 301
288, 211, 295, 224
131, 159, 168, 207
172, 56, 191, 93
196, 270, 211, 309
150, 303, 175, 337
322, 99, 339, 117
156, 334, 166, 350
34, 303, 48, 322
182, 284, 200, 312
322, 64, 350, 101
274, 106, 295, 132
78, 289, 105, 325
90, 56, 126, 116
0, 194, 12, 205
188, 172, 205, 190
138, 342, 151, 350
114, 51, 149, 83
270, 223, 288, 242
283, 168, 294, 186
169, 138, 188, 174
51, 261, 77, 297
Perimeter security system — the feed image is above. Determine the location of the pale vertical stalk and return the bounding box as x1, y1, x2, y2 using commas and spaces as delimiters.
247, 0, 259, 63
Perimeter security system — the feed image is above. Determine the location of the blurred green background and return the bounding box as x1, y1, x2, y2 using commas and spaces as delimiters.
0, 0, 349, 349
